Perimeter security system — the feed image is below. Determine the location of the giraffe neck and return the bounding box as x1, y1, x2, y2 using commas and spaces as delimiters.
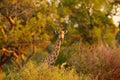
44, 38, 62, 65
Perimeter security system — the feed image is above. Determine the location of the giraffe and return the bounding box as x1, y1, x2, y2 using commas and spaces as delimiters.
44, 30, 65, 66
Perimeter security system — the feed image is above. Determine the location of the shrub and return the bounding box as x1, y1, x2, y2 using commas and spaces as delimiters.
68, 42, 120, 80
4, 62, 80, 80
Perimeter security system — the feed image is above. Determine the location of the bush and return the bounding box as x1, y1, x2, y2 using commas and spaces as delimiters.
4, 62, 80, 80
68, 42, 120, 80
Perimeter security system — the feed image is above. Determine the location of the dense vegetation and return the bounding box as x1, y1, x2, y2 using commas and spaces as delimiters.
0, 0, 120, 80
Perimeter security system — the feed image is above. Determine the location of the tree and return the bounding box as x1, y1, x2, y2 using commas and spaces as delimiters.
0, 0, 62, 70
57, 0, 116, 45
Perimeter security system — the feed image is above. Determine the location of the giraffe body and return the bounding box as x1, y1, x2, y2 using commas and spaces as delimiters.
44, 30, 64, 66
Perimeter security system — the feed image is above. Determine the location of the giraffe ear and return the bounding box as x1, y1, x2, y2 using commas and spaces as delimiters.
55, 30, 59, 34
64, 30, 68, 34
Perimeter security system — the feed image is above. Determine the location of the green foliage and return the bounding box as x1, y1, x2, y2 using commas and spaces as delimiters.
5, 62, 80, 80
0, 0, 117, 46
58, 0, 115, 44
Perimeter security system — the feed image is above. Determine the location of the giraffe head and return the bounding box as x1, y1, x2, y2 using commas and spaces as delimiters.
58, 30, 64, 41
